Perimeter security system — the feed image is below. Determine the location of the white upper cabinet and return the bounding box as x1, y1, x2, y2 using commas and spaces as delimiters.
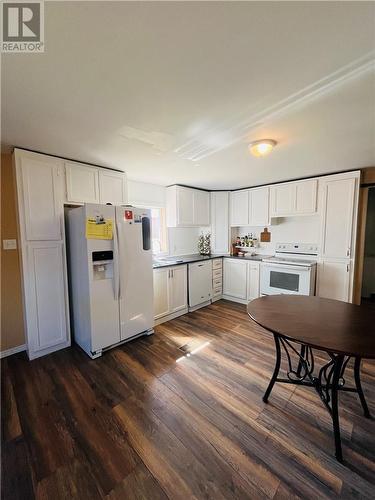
320, 175, 356, 259
270, 183, 295, 216
230, 190, 249, 226
249, 187, 269, 226
18, 153, 63, 241
99, 169, 127, 205
210, 191, 230, 253
65, 162, 127, 205
65, 162, 100, 204
194, 190, 210, 226
177, 186, 195, 225
270, 179, 317, 217
295, 179, 317, 214
230, 187, 269, 227
166, 186, 210, 227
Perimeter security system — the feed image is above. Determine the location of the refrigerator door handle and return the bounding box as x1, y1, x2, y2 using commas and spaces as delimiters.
113, 219, 120, 300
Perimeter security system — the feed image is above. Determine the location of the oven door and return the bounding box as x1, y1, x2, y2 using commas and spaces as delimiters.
260, 263, 312, 296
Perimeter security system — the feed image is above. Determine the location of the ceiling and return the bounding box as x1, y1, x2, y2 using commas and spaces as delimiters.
2, 1, 375, 189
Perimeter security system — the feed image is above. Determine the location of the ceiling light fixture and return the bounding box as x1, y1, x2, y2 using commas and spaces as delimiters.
249, 139, 277, 157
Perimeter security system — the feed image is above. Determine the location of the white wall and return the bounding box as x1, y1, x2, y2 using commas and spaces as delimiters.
127, 180, 165, 208
233, 214, 321, 255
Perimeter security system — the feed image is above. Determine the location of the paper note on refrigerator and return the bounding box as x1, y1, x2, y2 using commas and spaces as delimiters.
85, 218, 113, 239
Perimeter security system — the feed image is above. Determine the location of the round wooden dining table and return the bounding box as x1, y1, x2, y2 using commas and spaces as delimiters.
247, 295, 375, 462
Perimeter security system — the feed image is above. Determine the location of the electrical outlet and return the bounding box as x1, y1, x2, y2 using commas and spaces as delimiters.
3, 239, 17, 250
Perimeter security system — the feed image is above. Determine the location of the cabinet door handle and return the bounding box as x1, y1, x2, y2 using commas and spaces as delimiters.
168, 269, 170, 278
346, 248, 351, 257
346, 264, 350, 272
171, 269, 174, 278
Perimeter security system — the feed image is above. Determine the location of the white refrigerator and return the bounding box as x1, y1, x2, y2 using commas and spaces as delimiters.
67, 203, 154, 358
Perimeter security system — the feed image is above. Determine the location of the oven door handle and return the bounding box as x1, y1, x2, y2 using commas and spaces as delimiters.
263, 264, 312, 272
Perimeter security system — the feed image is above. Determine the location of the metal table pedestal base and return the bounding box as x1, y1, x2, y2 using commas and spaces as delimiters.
264, 333, 371, 462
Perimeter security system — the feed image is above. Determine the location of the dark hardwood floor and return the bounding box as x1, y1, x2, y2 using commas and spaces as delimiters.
2, 300, 375, 499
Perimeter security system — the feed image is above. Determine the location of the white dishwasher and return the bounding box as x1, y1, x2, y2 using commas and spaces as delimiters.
188, 261, 213, 311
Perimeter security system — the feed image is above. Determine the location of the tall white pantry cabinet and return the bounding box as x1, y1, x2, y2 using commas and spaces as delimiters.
317, 172, 360, 303
14, 149, 128, 359
14, 150, 70, 359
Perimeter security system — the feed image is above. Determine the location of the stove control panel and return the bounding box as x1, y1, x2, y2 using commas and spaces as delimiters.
275, 243, 318, 255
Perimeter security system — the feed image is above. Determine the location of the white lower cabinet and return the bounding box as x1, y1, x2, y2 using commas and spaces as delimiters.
247, 262, 260, 301
26, 241, 70, 357
212, 258, 223, 301
223, 259, 248, 300
153, 265, 188, 324
153, 268, 170, 319
317, 259, 351, 303
223, 258, 260, 303
170, 266, 188, 313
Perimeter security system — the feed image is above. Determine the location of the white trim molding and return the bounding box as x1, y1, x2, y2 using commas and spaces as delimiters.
0, 344, 27, 359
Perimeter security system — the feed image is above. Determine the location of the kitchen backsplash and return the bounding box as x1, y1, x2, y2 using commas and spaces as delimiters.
232, 214, 320, 254
168, 227, 201, 255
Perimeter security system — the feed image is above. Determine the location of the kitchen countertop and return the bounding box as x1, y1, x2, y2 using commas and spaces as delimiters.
152, 253, 272, 268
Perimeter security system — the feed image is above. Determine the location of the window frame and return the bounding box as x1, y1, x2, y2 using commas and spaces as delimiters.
149, 206, 168, 256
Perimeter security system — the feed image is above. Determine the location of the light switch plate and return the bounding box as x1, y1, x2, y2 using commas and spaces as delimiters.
3, 239, 17, 250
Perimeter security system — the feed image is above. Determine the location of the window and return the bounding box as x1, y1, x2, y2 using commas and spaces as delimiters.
151, 207, 168, 254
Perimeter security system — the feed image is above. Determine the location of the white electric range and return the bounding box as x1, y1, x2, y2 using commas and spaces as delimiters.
260, 243, 318, 296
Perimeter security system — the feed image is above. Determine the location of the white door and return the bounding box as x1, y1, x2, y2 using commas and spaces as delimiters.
27, 241, 69, 354
188, 261, 212, 307
210, 192, 230, 253
153, 268, 170, 319
249, 187, 269, 226
99, 170, 127, 205
20, 156, 63, 241
295, 179, 317, 214
65, 162, 100, 204
230, 191, 249, 226
317, 259, 351, 302
169, 266, 188, 313
247, 262, 260, 301
270, 184, 295, 216
223, 259, 247, 299
194, 190, 210, 226
177, 187, 195, 226
321, 177, 356, 259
